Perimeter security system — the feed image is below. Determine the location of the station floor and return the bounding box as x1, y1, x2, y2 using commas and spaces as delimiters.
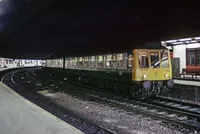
0, 82, 84, 134
174, 79, 200, 86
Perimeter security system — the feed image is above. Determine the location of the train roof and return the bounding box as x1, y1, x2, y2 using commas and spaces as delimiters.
133, 42, 166, 49
45, 41, 166, 59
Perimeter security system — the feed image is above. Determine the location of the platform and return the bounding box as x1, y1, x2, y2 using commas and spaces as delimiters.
0, 82, 83, 134
174, 79, 200, 87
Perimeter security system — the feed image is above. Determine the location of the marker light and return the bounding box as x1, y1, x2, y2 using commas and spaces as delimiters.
143, 74, 147, 78
164, 74, 168, 77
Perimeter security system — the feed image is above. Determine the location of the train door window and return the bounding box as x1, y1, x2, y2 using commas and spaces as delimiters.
88, 57, 91, 68
91, 56, 95, 68
117, 54, 123, 69
65, 58, 68, 68
81, 57, 84, 67
197, 49, 200, 65
160, 50, 169, 68
103, 55, 106, 68
79, 57, 83, 67
150, 52, 159, 68
73, 58, 76, 67
106, 55, 112, 67
83, 57, 86, 67
70, 58, 73, 68
128, 54, 133, 68
75, 57, 77, 67
186, 49, 196, 65
86, 57, 89, 67
71, 58, 74, 67
97, 55, 103, 68
9, 60, 13, 64
85, 57, 88, 67
122, 53, 128, 70
68, 58, 71, 67
138, 51, 149, 68
112, 54, 117, 68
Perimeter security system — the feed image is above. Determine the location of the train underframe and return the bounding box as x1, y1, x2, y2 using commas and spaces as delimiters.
43, 68, 173, 99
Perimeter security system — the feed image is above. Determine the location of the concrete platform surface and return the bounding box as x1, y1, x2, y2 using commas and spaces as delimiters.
174, 79, 200, 87
0, 82, 84, 134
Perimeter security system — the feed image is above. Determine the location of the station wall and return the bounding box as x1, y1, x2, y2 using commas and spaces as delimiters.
172, 43, 200, 73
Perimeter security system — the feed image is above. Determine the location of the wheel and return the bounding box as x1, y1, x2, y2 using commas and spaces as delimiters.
96, 79, 104, 89
113, 83, 121, 94
129, 86, 136, 99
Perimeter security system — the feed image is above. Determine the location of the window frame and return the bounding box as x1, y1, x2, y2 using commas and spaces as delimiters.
186, 48, 200, 66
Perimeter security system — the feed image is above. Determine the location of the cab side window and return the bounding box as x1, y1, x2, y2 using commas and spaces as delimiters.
138, 51, 149, 68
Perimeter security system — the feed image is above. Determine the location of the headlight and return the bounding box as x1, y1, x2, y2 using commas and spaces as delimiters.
164, 74, 168, 77
143, 74, 147, 78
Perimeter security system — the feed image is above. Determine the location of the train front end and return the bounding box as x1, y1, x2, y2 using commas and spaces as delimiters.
132, 49, 174, 96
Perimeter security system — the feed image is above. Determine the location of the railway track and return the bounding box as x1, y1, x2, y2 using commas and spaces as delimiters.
1, 68, 116, 134
26, 68, 200, 131
3, 68, 200, 132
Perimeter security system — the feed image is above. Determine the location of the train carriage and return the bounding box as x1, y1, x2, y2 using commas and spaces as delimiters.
45, 44, 174, 98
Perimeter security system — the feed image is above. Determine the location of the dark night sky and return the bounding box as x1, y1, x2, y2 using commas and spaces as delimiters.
0, 0, 200, 59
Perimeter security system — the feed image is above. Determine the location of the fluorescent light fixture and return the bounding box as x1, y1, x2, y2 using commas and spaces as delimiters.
166, 46, 172, 49
187, 43, 200, 48
194, 37, 200, 40
179, 38, 192, 41
191, 40, 197, 43
166, 40, 177, 43
172, 42, 183, 45
185, 41, 190, 43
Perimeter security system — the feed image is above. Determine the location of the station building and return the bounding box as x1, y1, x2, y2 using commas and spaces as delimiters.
161, 37, 200, 74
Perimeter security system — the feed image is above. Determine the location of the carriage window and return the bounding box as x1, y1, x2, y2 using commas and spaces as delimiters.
138, 52, 149, 68
160, 51, 169, 68
150, 52, 159, 67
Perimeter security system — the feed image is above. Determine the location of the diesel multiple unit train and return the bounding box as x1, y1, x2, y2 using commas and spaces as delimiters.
45, 46, 174, 98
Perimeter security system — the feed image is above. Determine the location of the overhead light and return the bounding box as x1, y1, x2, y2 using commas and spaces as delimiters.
172, 42, 183, 45
191, 40, 197, 43
194, 37, 200, 40
179, 38, 192, 41
185, 41, 190, 43
166, 46, 172, 49
161, 41, 165, 44
166, 40, 177, 43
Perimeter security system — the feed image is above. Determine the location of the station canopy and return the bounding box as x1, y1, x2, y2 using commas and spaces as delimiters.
161, 37, 200, 49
